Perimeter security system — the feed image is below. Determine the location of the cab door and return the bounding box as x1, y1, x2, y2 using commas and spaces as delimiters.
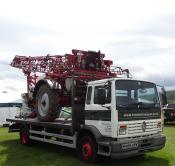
84, 83, 112, 137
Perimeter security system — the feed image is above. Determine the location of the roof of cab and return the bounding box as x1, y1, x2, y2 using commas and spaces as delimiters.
87, 78, 155, 86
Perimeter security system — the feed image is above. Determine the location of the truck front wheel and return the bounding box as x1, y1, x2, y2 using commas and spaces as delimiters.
36, 84, 60, 122
77, 135, 97, 163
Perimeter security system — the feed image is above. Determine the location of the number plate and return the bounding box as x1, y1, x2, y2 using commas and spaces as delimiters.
122, 142, 138, 150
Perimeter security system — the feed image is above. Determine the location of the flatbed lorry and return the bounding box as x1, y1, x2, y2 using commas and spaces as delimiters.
7, 49, 166, 162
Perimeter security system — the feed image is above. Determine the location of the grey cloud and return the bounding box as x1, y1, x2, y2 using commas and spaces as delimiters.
146, 75, 175, 88
0, 61, 24, 80
0, 61, 10, 71
0, 17, 58, 53
108, 14, 175, 58
113, 14, 175, 39
0, 61, 10, 80
0, 60, 9, 65
108, 37, 175, 60
110, 37, 155, 47
105, 14, 175, 90
0, 69, 25, 80
0, 17, 61, 84
113, 56, 175, 88
108, 37, 159, 58
127, 63, 175, 88
134, 14, 175, 38
0, 15, 174, 90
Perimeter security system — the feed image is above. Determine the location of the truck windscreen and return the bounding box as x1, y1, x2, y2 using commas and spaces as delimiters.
115, 80, 161, 121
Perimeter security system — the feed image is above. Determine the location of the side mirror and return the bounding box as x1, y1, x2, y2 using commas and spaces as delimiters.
97, 88, 106, 105
157, 85, 167, 106
161, 87, 167, 106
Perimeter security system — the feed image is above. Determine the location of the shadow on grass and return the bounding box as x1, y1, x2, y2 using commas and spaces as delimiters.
98, 155, 169, 166
0, 139, 169, 166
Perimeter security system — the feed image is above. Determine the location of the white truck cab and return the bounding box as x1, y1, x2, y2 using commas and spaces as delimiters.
84, 78, 165, 158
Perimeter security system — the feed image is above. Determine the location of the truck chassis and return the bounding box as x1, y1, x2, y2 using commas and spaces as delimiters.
7, 117, 166, 162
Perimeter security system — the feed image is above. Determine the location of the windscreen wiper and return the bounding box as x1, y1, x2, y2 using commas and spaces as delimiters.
129, 102, 143, 106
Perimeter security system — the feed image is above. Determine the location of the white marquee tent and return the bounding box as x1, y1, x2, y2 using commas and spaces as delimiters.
0, 101, 22, 126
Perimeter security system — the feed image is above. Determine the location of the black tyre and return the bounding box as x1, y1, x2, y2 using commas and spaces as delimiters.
36, 84, 61, 122
77, 135, 98, 163
20, 126, 32, 145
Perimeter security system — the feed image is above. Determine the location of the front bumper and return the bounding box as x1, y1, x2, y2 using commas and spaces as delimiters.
99, 134, 166, 159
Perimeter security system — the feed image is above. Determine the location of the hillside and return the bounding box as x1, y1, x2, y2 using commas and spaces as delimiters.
166, 90, 175, 103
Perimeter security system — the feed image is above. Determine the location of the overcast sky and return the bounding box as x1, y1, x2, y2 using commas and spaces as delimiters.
0, 0, 175, 102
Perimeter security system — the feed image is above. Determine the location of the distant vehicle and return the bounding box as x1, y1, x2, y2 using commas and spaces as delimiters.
163, 103, 175, 122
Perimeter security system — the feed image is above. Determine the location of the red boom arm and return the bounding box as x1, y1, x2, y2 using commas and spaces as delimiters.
11, 49, 130, 87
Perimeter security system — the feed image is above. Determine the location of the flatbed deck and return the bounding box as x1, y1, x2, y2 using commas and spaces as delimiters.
7, 117, 76, 149
6, 118, 73, 130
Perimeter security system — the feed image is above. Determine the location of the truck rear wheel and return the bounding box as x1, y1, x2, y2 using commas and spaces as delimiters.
20, 126, 32, 145
77, 135, 97, 163
36, 84, 61, 122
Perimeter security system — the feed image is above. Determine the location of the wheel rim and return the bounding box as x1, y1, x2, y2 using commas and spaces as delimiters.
21, 131, 27, 144
82, 142, 92, 160
38, 92, 49, 117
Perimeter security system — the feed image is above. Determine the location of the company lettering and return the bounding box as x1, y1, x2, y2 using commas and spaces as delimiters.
123, 112, 159, 117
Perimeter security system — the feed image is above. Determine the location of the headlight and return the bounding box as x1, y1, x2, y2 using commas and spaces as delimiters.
119, 124, 127, 135
157, 121, 161, 128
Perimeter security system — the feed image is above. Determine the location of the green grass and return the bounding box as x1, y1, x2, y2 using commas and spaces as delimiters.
0, 125, 175, 166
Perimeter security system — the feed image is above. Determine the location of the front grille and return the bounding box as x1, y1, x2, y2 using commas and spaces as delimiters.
127, 120, 160, 135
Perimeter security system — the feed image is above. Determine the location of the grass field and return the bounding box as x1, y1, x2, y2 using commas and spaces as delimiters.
0, 125, 175, 166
